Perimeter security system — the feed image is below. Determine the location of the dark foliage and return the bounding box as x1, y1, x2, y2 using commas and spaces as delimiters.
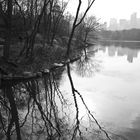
100, 29, 140, 41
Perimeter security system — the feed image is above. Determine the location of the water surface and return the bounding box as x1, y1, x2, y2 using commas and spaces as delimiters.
61, 41, 140, 140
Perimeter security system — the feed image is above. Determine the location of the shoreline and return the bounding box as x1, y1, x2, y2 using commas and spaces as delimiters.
99, 39, 140, 43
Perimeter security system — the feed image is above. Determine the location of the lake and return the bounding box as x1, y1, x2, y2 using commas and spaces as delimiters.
61, 41, 140, 140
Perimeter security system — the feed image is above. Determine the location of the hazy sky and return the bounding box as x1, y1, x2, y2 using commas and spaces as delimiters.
66, 0, 140, 23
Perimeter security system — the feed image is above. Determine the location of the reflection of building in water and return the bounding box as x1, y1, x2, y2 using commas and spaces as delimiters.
99, 45, 139, 63
127, 49, 138, 63
117, 47, 126, 56
108, 46, 116, 57
99, 46, 106, 53
117, 47, 138, 63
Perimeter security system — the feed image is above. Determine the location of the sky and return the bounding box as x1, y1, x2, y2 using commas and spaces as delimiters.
66, 0, 140, 24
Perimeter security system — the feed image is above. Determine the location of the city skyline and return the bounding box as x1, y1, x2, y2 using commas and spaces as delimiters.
107, 12, 140, 30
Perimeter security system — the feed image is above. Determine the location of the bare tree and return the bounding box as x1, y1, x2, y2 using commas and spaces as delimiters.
50, 0, 68, 46
83, 16, 100, 43
66, 0, 96, 58
17, 0, 51, 59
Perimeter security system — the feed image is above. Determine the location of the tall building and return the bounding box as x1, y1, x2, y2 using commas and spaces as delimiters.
130, 12, 137, 28
108, 18, 118, 30
137, 18, 140, 28
107, 12, 140, 30
119, 19, 129, 30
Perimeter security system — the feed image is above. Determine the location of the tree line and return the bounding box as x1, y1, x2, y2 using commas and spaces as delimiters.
0, 0, 99, 63
100, 29, 140, 41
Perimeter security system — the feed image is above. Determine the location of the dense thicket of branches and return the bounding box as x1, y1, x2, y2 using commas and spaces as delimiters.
0, 0, 65, 60
0, 0, 124, 140
0, 0, 100, 62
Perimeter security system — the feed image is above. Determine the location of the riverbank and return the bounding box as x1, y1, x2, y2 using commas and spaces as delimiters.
98, 39, 140, 49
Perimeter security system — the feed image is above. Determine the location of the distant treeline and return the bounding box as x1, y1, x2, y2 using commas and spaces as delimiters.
100, 29, 140, 41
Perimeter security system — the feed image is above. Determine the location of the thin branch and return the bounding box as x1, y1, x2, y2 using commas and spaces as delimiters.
5, 87, 22, 140
66, 63, 80, 139
75, 89, 112, 140
0, 111, 6, 134
75, 0, 95, 28
25, 80, 61, 136
66, 0, 82, 57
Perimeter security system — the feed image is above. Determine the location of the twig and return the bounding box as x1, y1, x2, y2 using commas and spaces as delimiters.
75, 89, 112, 140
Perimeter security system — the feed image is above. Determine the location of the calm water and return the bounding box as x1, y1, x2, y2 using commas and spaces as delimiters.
61, 41, 140, 140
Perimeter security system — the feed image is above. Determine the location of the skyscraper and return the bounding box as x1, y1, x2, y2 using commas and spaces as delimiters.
130, 12, 137, 28
108, 18, 118, 30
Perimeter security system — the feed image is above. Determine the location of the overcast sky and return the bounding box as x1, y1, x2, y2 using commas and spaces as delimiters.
66, 0, 140, 23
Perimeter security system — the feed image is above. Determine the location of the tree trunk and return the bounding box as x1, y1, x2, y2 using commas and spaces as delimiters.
3, 0, 12, 60
6, 86, 22, 140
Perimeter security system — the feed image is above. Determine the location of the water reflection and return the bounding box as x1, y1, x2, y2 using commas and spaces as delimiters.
92, 42, 140, 140
100, 40, 140, 49
61, 41, 140, 140
123, 115, 140, 140
99, 41, 140, 63
75, 55, 101, 77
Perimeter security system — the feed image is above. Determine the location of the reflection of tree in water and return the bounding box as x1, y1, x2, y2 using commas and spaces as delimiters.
75, 49, 101, 77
